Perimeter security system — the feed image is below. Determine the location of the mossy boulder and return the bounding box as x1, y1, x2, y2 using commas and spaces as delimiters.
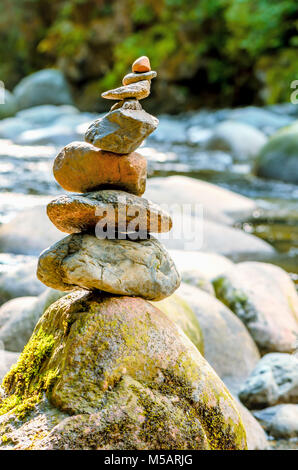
0, 291, 247, 450
256, 129, 298, 184
180, 270, 215, 296
152, 294, 204, 355
213, 262, 298, 354
177, 283, 260, 391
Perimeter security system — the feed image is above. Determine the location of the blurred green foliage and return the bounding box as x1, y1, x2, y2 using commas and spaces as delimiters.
0, 0, 297, 111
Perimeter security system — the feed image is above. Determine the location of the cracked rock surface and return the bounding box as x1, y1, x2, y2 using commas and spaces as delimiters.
37, 234, 181, 300
85, 108, 158, 154
47, 190, 172, 234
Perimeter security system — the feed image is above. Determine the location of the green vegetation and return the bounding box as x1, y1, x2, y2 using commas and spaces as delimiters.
0, 0, 297, 111
0, 327, 58, 419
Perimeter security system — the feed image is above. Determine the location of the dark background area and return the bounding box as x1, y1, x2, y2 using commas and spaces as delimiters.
0, 0, 297, 113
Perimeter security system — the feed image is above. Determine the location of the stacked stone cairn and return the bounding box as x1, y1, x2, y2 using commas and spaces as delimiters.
0, 57, 247, 451
37, 56, 181, 301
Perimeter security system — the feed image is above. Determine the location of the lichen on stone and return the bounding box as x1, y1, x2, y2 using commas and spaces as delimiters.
0, 292, 247, 450
0, 327, 59, 419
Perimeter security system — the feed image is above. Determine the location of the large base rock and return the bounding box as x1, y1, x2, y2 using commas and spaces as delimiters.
233, 397, 268, 450
0, 291, 247, 450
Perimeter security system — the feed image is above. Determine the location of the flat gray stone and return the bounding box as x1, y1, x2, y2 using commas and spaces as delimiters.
85, 108, 158, 153
101, 80, 150, 100
37, 234, 181, 301
122, 71, 157, 85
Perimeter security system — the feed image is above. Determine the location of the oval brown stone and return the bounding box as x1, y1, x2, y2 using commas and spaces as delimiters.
47, 190, 173, 234
132, 56, 151, 73
53, 141, 147, 195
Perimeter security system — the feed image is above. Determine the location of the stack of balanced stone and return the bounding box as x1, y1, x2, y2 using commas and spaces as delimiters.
37, 56, 181, 301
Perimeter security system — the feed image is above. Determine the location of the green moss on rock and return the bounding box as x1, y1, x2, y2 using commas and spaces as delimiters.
0, 291, 247, 450
152, 294, 204, 355
0, 327, 59, 419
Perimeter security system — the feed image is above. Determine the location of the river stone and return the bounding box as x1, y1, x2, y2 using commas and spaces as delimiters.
0, 297, 37, 351
256, 131, 298, 184
205, 120, 267, 161
239, 353, 298, 409
0, 258, 45, 305
145, 175, 257, 224
213, 262, 298, 354
132, 55, 151, 72
110, 99, 142, 111
47, 190, 172, 234
101, 80, 150, 100
253, 405, 298, 439
122, 71, 157, 85
53, 141, 147, 195
177, 283, 260, 391
37, 234, 181, 301
0, 291, 247, 450
0, 206, 60, 256
0, 90, 18, 119
0, 350, 19, 382
85, 108, 158, 154
0, 289, 65, 352
13, 69, 73, 110
180, 270, 215, 296
169, 250, 234, 280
